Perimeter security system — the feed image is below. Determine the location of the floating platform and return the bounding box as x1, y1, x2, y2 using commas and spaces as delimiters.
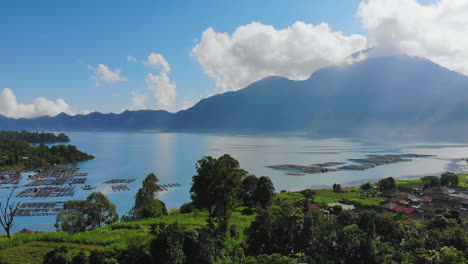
24, 178, 86, 186
111, 185, 130, 192
15, 201, 68, 217
16, 187, 76, 198
158, 183, 182, 191
28, 165, 84, 179
0, 170, 23, 185
104, 179, 135, 184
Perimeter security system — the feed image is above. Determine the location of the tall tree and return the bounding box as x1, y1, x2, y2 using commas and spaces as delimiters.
241, 175, 259, 207
253, 176, 275, 208
86, 192, 118, 228
0, 186, 21, 238
190, 154, 246, 231
150, 222, 185, 264
441, 172, 459, 186
56, 192, 118, 233
132, 173, 167, 219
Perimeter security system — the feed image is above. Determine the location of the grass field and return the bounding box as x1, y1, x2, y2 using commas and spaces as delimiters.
1, 174, 465, 264
459, 174, 468, 187
0, 241, 102, 264
0, 209, 256, 264
277, 186, 386, 206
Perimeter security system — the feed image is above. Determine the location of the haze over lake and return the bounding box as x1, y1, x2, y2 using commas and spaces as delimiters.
6, 131, 468, 233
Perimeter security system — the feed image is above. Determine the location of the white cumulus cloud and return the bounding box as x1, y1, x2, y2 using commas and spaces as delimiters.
129, 91, 148, 110
127, 56, 137, 62
145, 52, 172, 73
146, 71, 176, 111
358, 0, 468, 75
88, 64, 127, 87
0, 88, 80, 118
141, 53, 177, 111
191, 21, 367, 92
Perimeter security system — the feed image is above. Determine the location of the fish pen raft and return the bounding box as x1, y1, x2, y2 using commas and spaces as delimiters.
15, 201, 67, 217
158, 183, 182, 191
0, 169, 23, 185
28, 165, 85, 179
104, 179, 135, 184
111, 185, 130, 192
25, 178, 87, 186
16, 186, 76, 198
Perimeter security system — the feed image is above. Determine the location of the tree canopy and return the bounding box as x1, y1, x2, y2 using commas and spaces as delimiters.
131, 173, 167, 219
55, 192, 118, 233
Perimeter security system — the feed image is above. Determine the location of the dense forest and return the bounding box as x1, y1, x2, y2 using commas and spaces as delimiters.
32, 154, 468, 264
0, 131, 69, 144
0, 131, 93, 171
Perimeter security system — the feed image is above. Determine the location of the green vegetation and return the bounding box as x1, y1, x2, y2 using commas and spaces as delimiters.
0, 131, 93, 171
128, 173, 167, 220
56, 192, 119, 233
0, 241, 102, 264
0, 131, 69, 144
1, 154, 468, 263
459, 174, 468, 187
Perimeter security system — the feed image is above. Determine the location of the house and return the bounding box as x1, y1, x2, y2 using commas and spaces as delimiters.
329, 203, 355, 210
17, 228, 35, 234
392, 205, 419, 216
420, 196, 433, 203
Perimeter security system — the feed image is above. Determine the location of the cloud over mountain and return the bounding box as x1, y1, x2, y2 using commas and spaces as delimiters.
130, 53, 177, 111
192, 21, 367, 92
88, 64, 128, 87
359, 0, 468, 75
0, 88, 79, 118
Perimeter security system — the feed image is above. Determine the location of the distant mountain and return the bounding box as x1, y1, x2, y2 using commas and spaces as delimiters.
2, 56, 468, 138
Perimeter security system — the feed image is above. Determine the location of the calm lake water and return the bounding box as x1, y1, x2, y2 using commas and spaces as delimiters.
4, 132, 468, 232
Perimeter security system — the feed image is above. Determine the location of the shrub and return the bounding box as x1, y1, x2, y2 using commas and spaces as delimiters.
179, 203, 194, 214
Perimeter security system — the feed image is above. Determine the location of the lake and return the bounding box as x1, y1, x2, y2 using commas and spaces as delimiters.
4, 132, 468, 232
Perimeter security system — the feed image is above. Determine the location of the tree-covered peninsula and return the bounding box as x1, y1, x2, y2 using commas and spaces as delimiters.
0, 131, 93, 171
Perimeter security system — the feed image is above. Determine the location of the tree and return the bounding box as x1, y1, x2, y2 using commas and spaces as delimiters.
71, 251, 89, 264
332, 183, 342, 193
300, 189, 315, 200
441, 172, 459, 187
191, 154, 246, 231
421, 176, 440, 188
56, 201, 89, 233
0, 186, 21, 238
253, 176, 275, 208
86, 192, 118, 228
43, 246, 71, 264
56, 192, 118, 233
132, 173, 167, 219
377, 177, 396, 193
360, 182, 372, 192
150, 222, 185, 264
241, 175, 259, 207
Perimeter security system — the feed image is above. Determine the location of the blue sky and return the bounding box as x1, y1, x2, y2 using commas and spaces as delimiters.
0, 0, 364, 114
0, 0, 463, 117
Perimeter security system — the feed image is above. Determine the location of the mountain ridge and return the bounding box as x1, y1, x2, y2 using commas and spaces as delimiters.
2, 56, 468, 138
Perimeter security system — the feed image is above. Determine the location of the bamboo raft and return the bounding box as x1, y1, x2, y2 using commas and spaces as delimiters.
158, 183, 182, 191
25, 178, 87, 186
16, 186, 76, 198
28, 165, 83, 179
104, 179, 135, 184
15, 201, 67, 217
0, 169, 23, 185
111, 185, 130, 192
